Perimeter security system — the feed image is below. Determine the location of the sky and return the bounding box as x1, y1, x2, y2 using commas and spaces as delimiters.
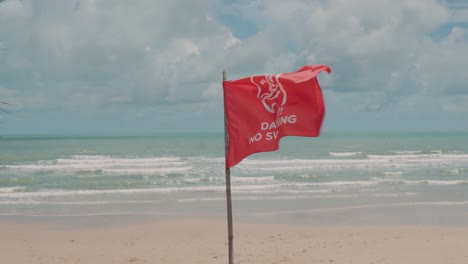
0, 0, 467, 134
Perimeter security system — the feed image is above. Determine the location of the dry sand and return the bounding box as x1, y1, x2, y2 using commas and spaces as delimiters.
2, 217, 468, 264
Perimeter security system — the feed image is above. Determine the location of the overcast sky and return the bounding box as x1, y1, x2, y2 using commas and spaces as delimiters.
1, 0, 467, 134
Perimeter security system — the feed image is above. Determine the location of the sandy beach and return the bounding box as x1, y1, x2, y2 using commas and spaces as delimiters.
2, 134, 468, 264
2, 216, 468, 264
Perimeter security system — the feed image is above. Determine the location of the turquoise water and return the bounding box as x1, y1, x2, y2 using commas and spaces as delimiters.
1, 132, 468, 220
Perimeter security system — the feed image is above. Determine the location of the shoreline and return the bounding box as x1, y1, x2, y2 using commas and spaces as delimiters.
3, 196, 468, 226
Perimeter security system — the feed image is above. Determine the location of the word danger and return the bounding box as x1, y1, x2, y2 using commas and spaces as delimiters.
249, 115, 297, 144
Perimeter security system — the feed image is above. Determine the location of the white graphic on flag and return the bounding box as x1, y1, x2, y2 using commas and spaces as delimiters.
251, 74, 287, 114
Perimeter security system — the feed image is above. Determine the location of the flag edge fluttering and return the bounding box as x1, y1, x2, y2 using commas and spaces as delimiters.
223, 64, 331, 168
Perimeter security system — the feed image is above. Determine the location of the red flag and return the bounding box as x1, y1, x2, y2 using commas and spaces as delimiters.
223, 65, 331, 168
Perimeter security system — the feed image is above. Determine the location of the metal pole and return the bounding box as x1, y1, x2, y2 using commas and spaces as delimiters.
223, 70, 234, 264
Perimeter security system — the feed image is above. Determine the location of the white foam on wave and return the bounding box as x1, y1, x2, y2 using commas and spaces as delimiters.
0, 181, 359, 199
240, 154, 468, 171
57, 156, 186, 167
243, 158, 375, 166
241, 159, 298, 165
251, 165, 318, 171
329, 152, 362, 157
0, 186, 221, 198
0, 192, 420, 205
364, 154, 468, 170
367, 154, 423, 159
367, 153, 468, 160
0, 186, 26, 193
232, 176, 275, 183
184, 176, 275, 184
396, 180, 468, 186
8, 155, 192, 175
392, 151, 422, 154
444, 169, 465, 174
9, 163, 189, 171
178, 194, 337, 203
178, 192, 420, 203
382, 171, 403, 176
188, 157, 225, 163
241, 159, 405, 171
102, 167, 192, 174
299, 180, 380, 187
66, 155, 182, 163
425, 180, 468, 185
0, 183, 303, 199
12, 153, 467, 176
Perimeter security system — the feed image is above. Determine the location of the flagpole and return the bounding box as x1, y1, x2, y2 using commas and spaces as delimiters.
223, 69, 234, 264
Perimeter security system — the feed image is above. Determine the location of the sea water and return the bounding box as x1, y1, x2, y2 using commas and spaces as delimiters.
1, 132, 467, 223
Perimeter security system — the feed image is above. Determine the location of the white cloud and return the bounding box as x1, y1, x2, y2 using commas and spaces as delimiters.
0, 0, 236, 110
443, 27, 467, 43
224, 32, 241, 49
1, 0, 467, 132
230, 0, 468, 103
172, 38, 200, 61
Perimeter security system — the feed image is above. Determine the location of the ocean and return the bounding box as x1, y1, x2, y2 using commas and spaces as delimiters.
1, 132, 468, 224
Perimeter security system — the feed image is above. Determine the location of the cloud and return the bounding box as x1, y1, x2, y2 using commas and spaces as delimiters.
0, 0, 467, 133
225, 0, 468, 126
233, 0, 465, 93
0, 0, 237, 111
